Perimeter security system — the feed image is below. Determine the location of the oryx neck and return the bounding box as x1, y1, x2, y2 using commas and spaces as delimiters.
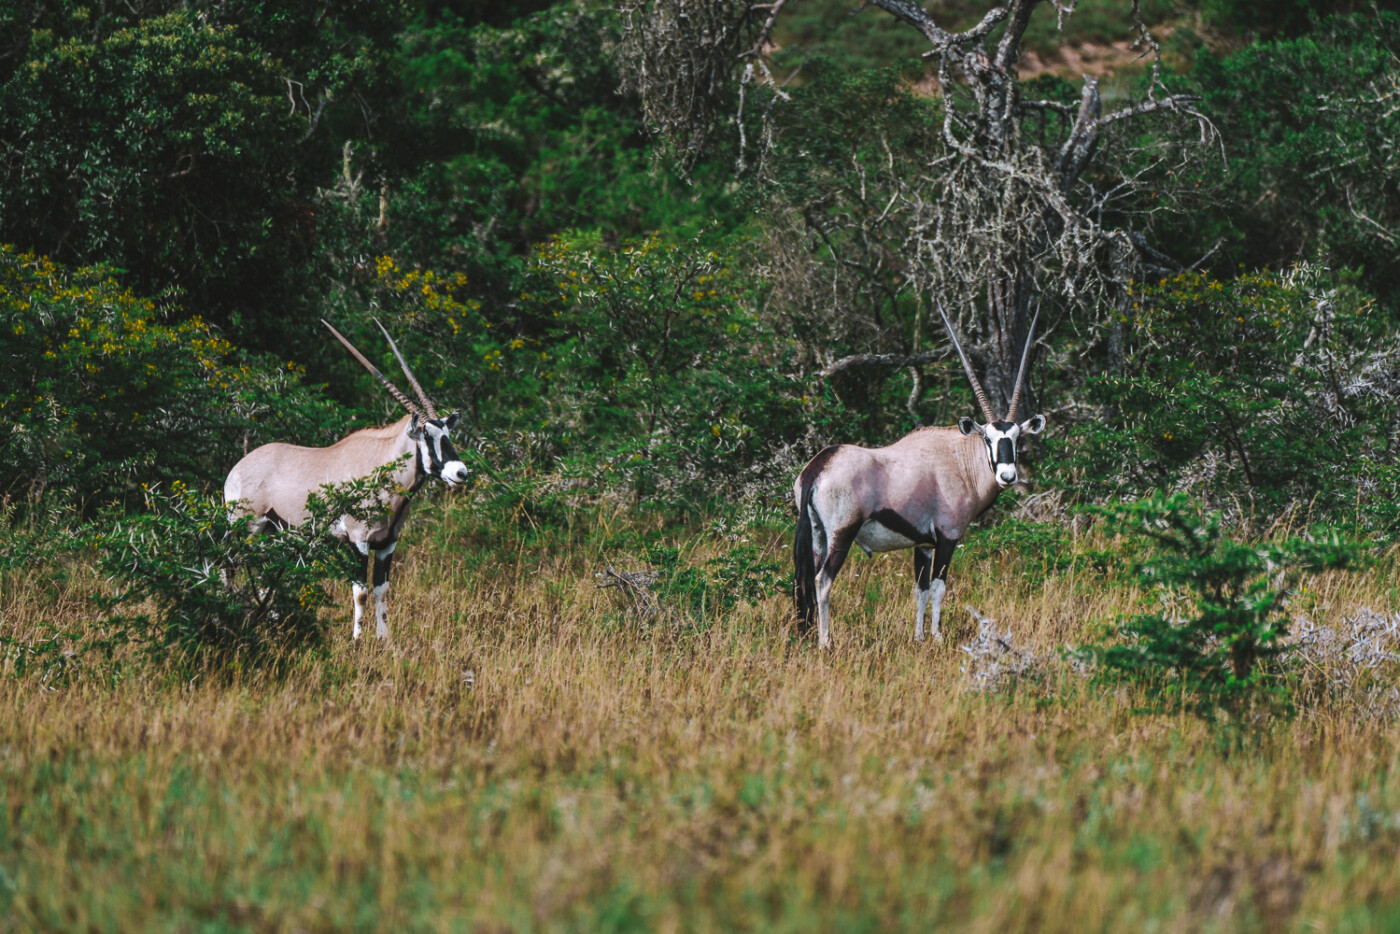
957, 430, 1003, 504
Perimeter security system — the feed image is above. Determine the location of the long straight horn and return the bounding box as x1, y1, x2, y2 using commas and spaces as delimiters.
936, 299, 996, 424
321, 319, 423, 418
1006, 305, 1040, 422
373, 318, 439, 421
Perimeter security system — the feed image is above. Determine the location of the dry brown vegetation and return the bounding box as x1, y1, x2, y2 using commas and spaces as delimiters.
3, 499, 1400, 932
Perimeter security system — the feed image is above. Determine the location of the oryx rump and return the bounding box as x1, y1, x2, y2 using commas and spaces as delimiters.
793, 306, 1046, 648
224, 319, 469, 640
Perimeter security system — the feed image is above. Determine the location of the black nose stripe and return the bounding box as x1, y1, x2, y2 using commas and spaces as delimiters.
996, 438, 1015, 465
424, 436, 444, 473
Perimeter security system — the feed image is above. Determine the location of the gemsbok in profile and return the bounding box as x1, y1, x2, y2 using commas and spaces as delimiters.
793, 306, 1046, 648
224, 319, 471, 640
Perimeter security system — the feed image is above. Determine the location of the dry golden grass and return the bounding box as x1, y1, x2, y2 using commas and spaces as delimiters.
2, 498, 1400, 932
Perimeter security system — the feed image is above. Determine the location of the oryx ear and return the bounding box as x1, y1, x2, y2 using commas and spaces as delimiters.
1020, 414, 1046, 435
406, 413, 424, 439
958, 417, 980, 436
443, 412, 461, 432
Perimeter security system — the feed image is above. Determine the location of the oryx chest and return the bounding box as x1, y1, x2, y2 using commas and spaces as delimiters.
854, 510, 933, 555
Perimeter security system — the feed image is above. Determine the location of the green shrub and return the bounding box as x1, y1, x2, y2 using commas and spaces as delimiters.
647, 543, 786, 618
520, 234, 810, 501
89, 463, 404, 668
961, 516, 1074, 586
1078, 493, 1357, 719
0, 12, 298, 337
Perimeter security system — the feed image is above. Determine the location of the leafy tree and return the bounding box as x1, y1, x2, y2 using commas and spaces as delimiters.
1160, 11, 1400, 302
359, 4, 741, 278
311, 1, 750, 396
0, 1, 406, 355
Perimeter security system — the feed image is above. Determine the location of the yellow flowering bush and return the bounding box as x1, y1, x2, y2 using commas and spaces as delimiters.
0, 246, 343, 512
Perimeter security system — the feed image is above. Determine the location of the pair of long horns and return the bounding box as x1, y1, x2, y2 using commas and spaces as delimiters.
936, 299, 1039, 424
322, 318, 440, 421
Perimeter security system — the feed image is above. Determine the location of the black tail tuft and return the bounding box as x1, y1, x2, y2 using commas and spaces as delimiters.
793, 483, 817, 632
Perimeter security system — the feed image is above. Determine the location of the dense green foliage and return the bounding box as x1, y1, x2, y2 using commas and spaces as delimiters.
2, 0, 1398, 677
1055, 266, 1400, 528
513, 235, 809, 499
5, 5, 1400, 925
0, 2, 404, 352
0, 247, 342, 512
1160, 12, 1400, 302
384, 5, 738, 270
2, 1, 1388, 512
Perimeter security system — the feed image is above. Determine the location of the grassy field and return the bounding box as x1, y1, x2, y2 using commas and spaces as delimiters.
3, 493, 1400, 932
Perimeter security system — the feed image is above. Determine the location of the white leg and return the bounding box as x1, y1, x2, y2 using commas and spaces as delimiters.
352, 583, 369, 640
914, 546, 934, 643
373, 582, 390, 640
926, 579, 947, 644
915, 581, 931, 642
816, 576, 834, 649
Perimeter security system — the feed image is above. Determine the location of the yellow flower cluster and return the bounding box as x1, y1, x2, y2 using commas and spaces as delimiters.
371, 255, 482, 335
0, 244, 270, 409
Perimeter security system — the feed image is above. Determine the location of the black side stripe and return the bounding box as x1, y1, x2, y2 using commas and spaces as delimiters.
869, 508, 935, 546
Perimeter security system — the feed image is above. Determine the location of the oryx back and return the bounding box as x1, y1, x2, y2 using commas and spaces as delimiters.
801, 427, 999, 553
224, 416, 417, 540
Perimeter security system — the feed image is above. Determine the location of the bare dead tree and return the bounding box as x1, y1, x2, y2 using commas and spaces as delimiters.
616, 0, 757, 173
619, 0, 1218, 414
